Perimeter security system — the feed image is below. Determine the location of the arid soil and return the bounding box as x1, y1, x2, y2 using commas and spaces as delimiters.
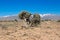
0, 20, 60, 40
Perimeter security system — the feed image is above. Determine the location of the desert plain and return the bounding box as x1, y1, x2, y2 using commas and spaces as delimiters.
0, 20, 60, 40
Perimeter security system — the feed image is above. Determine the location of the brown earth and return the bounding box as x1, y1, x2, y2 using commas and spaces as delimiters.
0, 20, 60, 40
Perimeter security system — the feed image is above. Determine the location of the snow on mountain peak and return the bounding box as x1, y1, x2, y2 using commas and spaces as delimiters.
40, 14, 55, 17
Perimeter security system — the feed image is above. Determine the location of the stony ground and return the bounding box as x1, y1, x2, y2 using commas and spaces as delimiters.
0, 20, 60, 40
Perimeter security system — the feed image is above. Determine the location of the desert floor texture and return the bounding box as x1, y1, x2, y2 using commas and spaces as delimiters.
0, 20, 60, 40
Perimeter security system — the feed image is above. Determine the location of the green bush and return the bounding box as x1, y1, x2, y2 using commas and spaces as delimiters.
18, 11, 27, 19
18, 11, 31, 19
31, 14, 41, 26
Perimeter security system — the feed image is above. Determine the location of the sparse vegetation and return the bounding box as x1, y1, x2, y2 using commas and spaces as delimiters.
47, 26, 52, 29
1, 25, 8, 30
0, 19, 60, 40
14, 19, 18, 22
44, 19, 51, 21
57, 20, 60, 22
6, 32, 11, 35
41, 20, 44, 22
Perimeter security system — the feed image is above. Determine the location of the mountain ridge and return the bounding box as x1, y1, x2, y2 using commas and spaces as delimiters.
0, 14, 60, 21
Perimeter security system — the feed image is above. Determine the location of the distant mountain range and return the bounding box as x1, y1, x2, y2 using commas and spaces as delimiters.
0, 15, 20, 21
40, 14, 60, 20
0, 14, 60, 21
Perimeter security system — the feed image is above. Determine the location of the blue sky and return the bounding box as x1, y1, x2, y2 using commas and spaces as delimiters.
0, 0, 60, 16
